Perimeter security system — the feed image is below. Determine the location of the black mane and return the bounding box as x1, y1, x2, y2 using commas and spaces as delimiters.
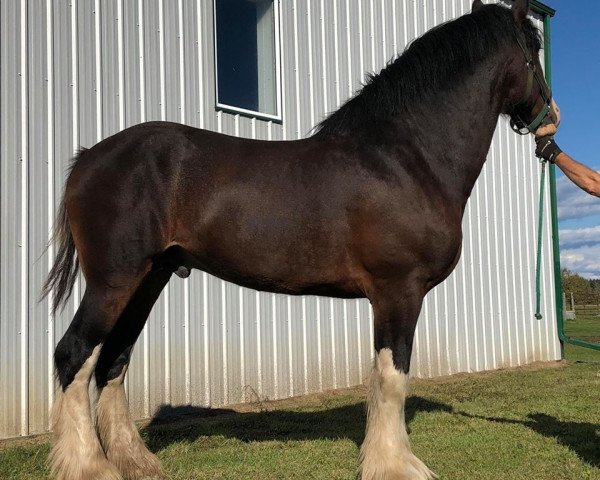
314, 4, 541, 137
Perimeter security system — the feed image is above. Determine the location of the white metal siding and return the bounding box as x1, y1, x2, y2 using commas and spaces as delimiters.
0, 0, 560, 439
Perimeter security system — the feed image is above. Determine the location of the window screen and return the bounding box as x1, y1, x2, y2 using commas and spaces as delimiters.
214, 0, 279, 118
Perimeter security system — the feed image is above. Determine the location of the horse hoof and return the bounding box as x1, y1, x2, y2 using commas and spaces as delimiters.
359, 453, 437, 480
50, 453, 123, 480
106, 445, 165, 480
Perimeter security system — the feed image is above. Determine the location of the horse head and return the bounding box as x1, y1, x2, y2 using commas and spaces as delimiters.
498, 0, 561, 136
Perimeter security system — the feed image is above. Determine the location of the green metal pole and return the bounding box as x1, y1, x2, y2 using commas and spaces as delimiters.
543, 11, 600, 353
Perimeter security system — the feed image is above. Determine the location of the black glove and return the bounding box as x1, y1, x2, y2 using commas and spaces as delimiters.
535, 136, 562, 163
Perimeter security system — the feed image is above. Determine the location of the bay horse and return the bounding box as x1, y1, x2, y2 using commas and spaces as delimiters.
42, 0, 559, 479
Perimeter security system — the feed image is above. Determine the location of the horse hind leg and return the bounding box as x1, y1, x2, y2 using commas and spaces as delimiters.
95, 268, 172, 480
359, 282, 436, 480
51, 282, 141, 480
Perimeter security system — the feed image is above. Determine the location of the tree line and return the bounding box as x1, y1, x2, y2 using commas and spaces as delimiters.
561, 269, 600, 306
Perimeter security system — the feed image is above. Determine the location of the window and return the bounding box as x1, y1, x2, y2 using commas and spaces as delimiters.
214, 0, 281, 121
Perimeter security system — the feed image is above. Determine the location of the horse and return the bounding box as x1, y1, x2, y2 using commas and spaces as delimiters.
42, 0, 559, 478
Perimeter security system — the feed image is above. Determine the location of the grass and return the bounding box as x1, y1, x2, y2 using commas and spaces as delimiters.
1, 330, 599, 479
564, 315, 600, 340
564, 315, 600, 363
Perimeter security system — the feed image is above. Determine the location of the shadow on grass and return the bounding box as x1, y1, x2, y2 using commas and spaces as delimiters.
143, 394, 600, 471
143, 396, 452, 453
458, 411, 600, 469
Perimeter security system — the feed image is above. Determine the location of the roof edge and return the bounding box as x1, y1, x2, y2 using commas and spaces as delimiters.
531, 1, 556, 18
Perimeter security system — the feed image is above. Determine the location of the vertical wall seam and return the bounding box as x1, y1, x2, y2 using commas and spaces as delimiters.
94, 0, 102, 143
292, 0, 300, 139
196, 0, 204, 129
306, 1, 314, 131
332, 0, 340, 107
316, 296, 322, 391
221, 282, 227, 404
502, 124, 514, 364
355, 300, 362, 381
329, 297, 336, 389
475, 177, 487, 370
491, 139, 505, 367
345, 0, 352, 98
20, 0, 30, 437
483, 163, 497, 369
117, 0, 124, 131
203, 272, 210, 405
271, 294, 278, 397
508, 126, 522, 364
368, 0, 375, 71
255, 290, 262, 396
46, 0, 55, 418
301, 297, 307, 394
274, 0, 283, 121
239, 287, 245, 401
357, 0, 364, 86
342, 300, 349, 386
380, 0, 387, 62
368, 305, 374, 366
468, 201, 480, 371
319, 0, 327, 121
515, 135, 528, 363
286, 297, 293, 397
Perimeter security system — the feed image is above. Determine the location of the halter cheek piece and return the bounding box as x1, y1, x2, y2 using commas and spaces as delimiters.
509, 29, 553, 136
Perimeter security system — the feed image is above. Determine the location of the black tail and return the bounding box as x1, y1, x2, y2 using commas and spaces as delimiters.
41, 198, 79, 314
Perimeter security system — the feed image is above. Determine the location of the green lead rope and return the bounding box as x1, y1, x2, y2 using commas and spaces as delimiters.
535, 159, 547, 320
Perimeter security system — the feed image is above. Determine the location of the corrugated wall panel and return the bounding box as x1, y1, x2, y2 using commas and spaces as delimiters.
27, 0, 51, 435
0, 0, 561, 439
1, 0, 22, 438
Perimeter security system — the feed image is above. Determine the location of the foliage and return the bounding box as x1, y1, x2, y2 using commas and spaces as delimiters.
561, 268, 600, 306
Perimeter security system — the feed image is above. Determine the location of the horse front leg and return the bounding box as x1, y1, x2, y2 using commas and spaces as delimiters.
359, 283, 436, 480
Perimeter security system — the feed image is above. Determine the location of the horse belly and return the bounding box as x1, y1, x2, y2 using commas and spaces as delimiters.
173, 211, 363, 298
182, 242, 363, 298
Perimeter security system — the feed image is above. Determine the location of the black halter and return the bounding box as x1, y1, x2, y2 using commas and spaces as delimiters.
509, 29, 553, 135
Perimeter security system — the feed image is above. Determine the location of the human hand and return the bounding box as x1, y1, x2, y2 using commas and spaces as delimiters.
534, 100, 561, 138
535, 136, 562, 163
535, 121, 557, 138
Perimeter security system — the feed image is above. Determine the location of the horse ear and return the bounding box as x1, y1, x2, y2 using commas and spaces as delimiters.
472, 0, 484, 12
512, 0, 530, 23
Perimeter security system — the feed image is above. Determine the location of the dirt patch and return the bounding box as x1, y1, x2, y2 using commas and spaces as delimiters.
410, 360, 566, 385
0, 432, 52, 452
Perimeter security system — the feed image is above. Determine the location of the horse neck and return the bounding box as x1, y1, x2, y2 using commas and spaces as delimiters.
396, 55, 511, 211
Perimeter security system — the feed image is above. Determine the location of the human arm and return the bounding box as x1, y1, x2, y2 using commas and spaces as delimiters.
535, 135, 600, 197
554, 152, 600, 198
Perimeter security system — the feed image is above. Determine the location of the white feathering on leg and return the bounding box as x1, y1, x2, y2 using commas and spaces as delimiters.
96, 370, 165, 480
50, 345, 123, 480
359, 348, 436, 480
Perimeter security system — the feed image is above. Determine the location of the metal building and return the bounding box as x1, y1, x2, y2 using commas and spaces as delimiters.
0, 0, 560, 440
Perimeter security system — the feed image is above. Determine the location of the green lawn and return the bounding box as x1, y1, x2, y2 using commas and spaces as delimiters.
2, 343, 599, 479
564, 315, 600, 339
564, 315, 600, 363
